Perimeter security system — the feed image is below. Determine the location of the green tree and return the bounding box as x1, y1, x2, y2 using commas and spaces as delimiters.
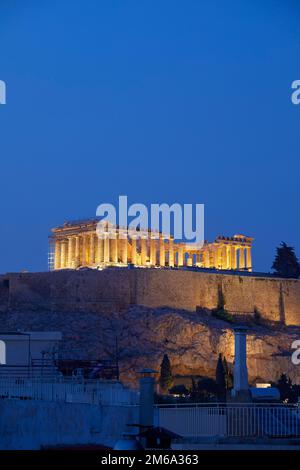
159, 354, 173, 393
190, 377, 218, 402
223, 356, 233, 390
216, 353, 226, 401
272, 242, 300, 279
275, 373, 297, 403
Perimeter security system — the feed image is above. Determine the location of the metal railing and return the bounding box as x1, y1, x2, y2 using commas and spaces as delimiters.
0, 364, 59, 379
0, 376, 139, 406
155, 403, 300, 438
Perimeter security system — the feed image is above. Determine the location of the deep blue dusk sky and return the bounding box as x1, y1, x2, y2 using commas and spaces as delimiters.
0, 0, 299, 273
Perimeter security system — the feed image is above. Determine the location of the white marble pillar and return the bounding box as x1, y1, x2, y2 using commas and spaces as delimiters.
246, 247, 252, 271
213, 246, 219, 268
188, 253, 193, 267
97, 237, 103, 263
54, 240, 61, 269
110, 234, 118, 263
89, 233, 95, 265
226, 245, 231, 269
204, 250, 210, 268
82, 234, 87, 265
222, 245, 227, 269
169, 238, 174, 267
104, 235, 109, 263
120, 236, 127, 264
178, 245, 184, 266
239, 247, 245, 269
75, 236, 80, 267
231, 246, 237, 269
131, 237, 137, 264
60, 241, 66, 268
150, 237, 156, 265
67, 237, 74, 268
233, 327, 249, 393
159, 236, 165, 267
141, 237, 147, 265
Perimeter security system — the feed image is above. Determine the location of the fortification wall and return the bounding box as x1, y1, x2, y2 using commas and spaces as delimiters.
0, 269, 132, 312
0, 268, 300, 325
133, 269, 300, 325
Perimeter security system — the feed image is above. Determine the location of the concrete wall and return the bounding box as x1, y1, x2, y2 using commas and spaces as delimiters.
0, 268, 300, 325
0, 399, 138, 450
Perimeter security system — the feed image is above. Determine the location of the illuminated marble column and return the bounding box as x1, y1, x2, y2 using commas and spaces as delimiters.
233, 327, 249, 394
214, 246, 219, 268
220, 245, 226, 269
131, 236, 137, 264
218, 247, 223, 269
54, 240, 61, 269
97, 237, 103, 263
150, 236, 156, 265
204, 249, 210, 268
231, 246, 237, 269
239, 247, 245, 269
110, 233, 118, 264
94, 234, 98, 264
60, 241, 66, 268
169, 238, 174, 267
141, 236, 147, 265
178, 245, 184, 266
75, 236, 80, 266
104, 234, 110, 263
89, 233, 95, 265
135, 238, 141, 265
81, 234, 87, 265
226, 245, 231, 269
246, 247, 252, 271
121, 236, 128, 264
67, 237, 74, 268
159, 236, 165, 267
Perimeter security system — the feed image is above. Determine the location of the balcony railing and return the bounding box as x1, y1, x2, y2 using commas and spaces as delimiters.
0, 376, 139, 406
155, 403, 300, 438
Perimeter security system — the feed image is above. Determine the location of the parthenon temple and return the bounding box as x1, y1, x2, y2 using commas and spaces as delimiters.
49, 219, 253, 272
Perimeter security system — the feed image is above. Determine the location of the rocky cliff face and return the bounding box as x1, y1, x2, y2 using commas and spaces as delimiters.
1, 305, 300, 386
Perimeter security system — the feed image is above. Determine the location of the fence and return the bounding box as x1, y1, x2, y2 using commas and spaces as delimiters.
156, 403, 300, 438
0, 377, 139, 406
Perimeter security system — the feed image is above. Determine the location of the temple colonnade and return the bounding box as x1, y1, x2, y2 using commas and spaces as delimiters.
51, 226, 252, 272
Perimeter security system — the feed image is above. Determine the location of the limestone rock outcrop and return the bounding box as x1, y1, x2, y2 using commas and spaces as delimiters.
2, 305, 300, 386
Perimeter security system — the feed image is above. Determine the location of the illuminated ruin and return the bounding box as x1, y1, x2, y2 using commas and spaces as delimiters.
49, 219, 253, 271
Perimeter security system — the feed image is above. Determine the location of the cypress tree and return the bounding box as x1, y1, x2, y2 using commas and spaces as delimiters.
272, 242, 300, 279
215, 353, 226, 400
223, 356, 233, 389
159, 354, 173, 393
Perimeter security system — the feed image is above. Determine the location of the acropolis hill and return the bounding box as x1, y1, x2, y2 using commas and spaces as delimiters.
1, 268, 300, 384
0, 221, 300, 385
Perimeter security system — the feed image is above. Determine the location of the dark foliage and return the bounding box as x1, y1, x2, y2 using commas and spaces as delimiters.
159, 354, 173, 392
190, 376, 218, 402
272, 373, 300, 403
272, 242, 300, 279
